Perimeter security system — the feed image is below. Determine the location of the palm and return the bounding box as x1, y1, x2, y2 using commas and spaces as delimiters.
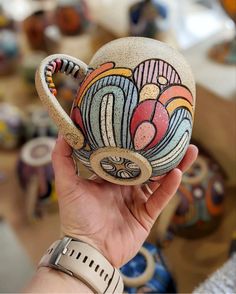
53, 138, 198, 267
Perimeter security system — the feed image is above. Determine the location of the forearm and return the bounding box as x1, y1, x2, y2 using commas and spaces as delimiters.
24, 267, 93, 293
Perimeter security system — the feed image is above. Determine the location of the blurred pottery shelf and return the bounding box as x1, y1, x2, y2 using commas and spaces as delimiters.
183, 29, 236, 101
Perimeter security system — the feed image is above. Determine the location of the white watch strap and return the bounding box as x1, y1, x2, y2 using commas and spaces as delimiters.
38, 237, 124, 294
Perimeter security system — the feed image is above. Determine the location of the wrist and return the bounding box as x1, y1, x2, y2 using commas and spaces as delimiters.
61, 232, 112, 266
25, 266, 92, 293
37, 237, 124, 294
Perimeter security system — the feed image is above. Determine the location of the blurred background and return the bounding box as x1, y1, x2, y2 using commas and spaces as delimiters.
0, 0, 235, 292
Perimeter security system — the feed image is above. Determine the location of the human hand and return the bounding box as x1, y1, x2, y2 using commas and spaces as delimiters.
52, 137, 198, 268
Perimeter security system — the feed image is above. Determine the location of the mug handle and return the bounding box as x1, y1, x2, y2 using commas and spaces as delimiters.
35, 54, 88, 149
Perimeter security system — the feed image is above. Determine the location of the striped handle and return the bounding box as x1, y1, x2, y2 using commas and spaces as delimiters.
35, 54, 88, 150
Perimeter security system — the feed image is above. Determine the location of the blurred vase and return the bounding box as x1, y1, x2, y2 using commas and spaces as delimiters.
23, 11, 60, 53
55, 0, 91, 35
21, 52, 47, 86
17, 137, 57, 219
129, 0, 168, 39
120, 242, 176, 293
170, 154, 225, 238
0, 5, 15, 30
0, 29, 20, 75
0, 102, 24, 149
23, 10, 48, 51
220, 0, 236, 23
208, 0, 236, 64
24, 105, 58, 140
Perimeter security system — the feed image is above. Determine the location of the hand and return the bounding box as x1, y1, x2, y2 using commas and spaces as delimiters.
52, 137, 198, 268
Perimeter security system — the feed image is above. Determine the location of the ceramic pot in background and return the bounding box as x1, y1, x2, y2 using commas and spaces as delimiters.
170, 154, 225, 238
208, 0, 236, 64
220, 0, 236, 23
0, 6, 15, 31
35, 37, 195, 185
23, 10, 60, 53
129, 0, 168, 39
0, 102, 24, 149
0, 29, 20, 75
55, 0, 91, 35
17, 137, 57, 220
21, 52, 47, 86
23, 10, 48, 51
120, 242, 176, 293
24, 105, 58, 140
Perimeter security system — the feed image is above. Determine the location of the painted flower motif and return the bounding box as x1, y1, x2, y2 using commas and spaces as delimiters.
71, 59, 194, 179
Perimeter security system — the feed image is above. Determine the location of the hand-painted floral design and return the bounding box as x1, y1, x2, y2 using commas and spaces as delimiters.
71, 59, 194, 179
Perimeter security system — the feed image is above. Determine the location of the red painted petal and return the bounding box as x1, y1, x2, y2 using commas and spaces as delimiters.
71, 107, 85, 134
130, 100, 156, 138
148, 102, 169, 149
131, 100, 169, 150
134, 122, 156, 150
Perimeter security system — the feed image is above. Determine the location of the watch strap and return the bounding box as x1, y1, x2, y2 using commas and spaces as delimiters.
38, 237, 124, 294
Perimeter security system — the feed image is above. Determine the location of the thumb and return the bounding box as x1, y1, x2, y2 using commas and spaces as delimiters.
145, 168, 182, 221
52, 136, 77, 191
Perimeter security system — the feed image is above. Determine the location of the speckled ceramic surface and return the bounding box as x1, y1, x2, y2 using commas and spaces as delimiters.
35, 37, 195, 185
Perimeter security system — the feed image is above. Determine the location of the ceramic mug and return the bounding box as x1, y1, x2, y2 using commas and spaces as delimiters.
120, 242, 176, 293
55, 0, 90, 36
17, 137, 57, 219
35, 37, 195, 185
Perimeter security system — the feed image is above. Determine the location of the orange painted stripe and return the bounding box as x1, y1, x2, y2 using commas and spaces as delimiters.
159, 85, 193, 105
77, 68, 132, 106
76, 62, 114, 104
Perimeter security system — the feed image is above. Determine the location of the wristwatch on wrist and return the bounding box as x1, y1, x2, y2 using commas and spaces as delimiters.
38, 236, 124, 294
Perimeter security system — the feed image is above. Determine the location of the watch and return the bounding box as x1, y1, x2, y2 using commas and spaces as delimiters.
38, 236, 124, 294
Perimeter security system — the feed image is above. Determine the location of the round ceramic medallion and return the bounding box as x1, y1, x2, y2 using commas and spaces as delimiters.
90, 147, 152, 185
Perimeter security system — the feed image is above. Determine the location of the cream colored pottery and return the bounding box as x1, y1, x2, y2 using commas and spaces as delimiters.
35, 37, 195, 185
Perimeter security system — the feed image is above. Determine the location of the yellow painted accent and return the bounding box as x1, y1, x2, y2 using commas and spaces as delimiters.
49, 83, 55, 88
78, 68, 132, 106
46, 77, 53, 83
167, 98, 194, 117
139, 84, 160, 102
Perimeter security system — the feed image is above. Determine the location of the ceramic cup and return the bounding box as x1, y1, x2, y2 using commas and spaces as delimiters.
35, 37, 195, 185
17, 137, 56, 219
55, 0, 90, 36
129, 0, 168, 39
120, 242, 176, 293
